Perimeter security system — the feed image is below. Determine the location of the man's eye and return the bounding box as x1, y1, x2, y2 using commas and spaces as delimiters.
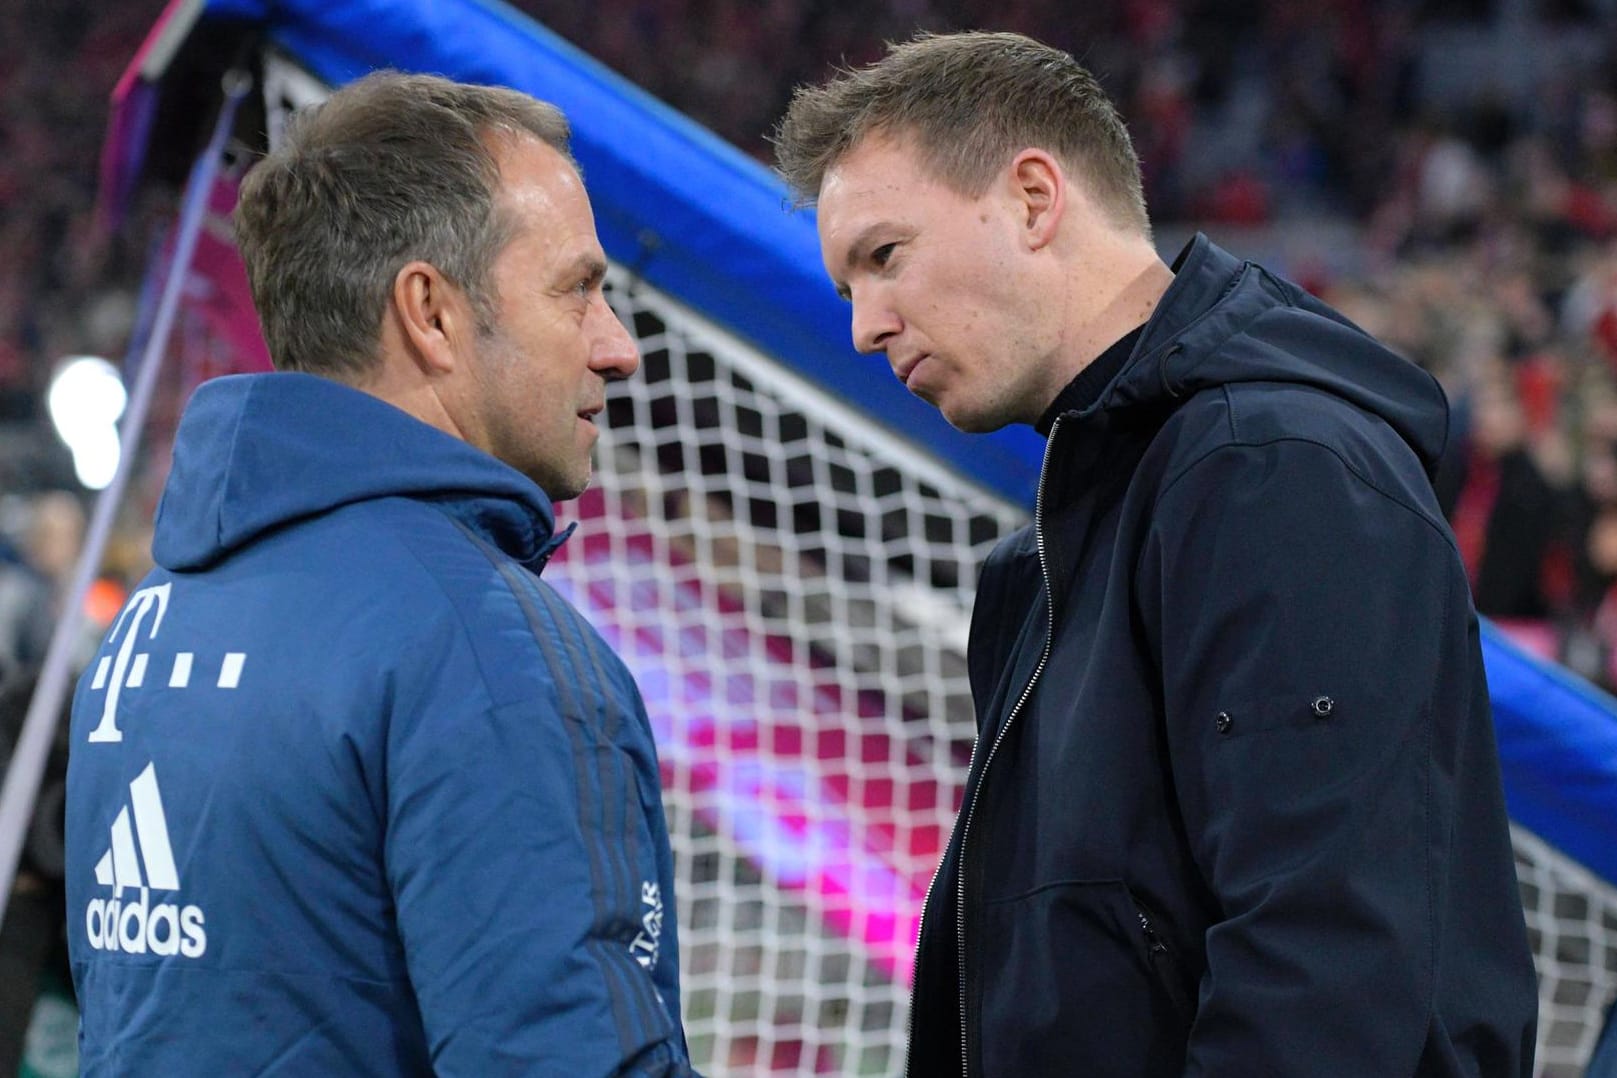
871, 243, 897, 268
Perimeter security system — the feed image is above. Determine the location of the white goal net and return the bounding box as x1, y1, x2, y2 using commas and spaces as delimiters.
1514, 826, 1617, 1075
544, 267, 1617, 1076
547, 267, 1022, 1074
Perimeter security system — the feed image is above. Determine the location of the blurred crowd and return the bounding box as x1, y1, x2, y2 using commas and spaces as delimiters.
0, 1, 159, 429
9, 0, 1617, 688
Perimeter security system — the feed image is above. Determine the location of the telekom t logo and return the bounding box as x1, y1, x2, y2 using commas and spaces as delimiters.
86, 583, 246, 744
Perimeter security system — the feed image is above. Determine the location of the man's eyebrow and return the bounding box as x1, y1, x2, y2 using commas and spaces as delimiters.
559, 254, 608, 287
829, 223, 892, 301
840, 223, 889, 273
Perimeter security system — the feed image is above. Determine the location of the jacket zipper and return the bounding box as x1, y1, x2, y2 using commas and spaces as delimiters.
942, 415, 1064, 1078
1137, 906, 1193, 1024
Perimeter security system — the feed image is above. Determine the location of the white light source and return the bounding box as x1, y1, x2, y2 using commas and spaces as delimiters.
70, 426, 122, 490
47, 356, 126, 491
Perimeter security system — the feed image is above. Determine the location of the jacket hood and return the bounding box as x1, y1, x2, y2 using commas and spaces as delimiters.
153, 372, 565, 572
1093, 234, 1450, 478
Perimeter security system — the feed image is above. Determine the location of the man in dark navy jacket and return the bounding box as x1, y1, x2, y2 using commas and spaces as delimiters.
776, 31, 1537, 1078
66, 72, 696, 1075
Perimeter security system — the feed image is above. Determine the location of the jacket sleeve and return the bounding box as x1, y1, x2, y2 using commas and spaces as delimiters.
1140, 435, 1497, 1075
380, 613, 693, 1078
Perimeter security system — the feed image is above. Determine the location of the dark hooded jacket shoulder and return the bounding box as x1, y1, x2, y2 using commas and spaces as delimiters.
905, 236, 1538, 1077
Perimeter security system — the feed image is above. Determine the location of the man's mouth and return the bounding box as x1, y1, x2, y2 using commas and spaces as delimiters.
894, 354, 929, 388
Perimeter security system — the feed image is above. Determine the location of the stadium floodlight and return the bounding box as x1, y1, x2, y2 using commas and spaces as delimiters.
47, 355, 126, 491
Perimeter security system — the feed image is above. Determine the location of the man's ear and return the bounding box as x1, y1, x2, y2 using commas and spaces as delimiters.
1008, 149, 1066, 252
391, 261, 474, 376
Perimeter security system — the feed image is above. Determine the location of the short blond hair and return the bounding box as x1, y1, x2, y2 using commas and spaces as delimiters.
772, 31, 1149, 236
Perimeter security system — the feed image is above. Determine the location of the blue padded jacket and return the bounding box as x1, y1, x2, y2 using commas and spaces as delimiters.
66, 372, 693, 1076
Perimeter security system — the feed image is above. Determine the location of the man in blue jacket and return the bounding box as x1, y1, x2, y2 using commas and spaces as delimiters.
65, 71, 696, 1075
775, 31, 1538, 1077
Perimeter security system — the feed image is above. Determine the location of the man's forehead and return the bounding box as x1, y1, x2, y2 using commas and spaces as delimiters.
490, 135, 586, 211
825, 130, 918, 186
818, 139, 956, 245
819, 148, 911, 220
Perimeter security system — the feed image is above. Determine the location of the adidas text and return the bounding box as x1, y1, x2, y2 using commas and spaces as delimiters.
84, 888, 206, 958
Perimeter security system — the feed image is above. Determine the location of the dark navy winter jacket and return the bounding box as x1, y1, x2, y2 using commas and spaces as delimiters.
66, 373, 694, 1076
905, 236, 1538, 1077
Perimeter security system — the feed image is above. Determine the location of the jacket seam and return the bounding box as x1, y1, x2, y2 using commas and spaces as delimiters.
395, 512, 667, 1046
77, 956, 412, 988
1152, 432, 1459, 557
1261, 267, 1452, 458
527, 580, 667, 1038
449, 519, 670, 1051
216, 379, 256, 553
1411, 563, 1447, 1074
388, 508, 506, 700
979, 876, 1129, 906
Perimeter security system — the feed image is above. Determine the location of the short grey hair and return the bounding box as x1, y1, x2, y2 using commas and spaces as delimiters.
234, 71, 575, 377
772, 31, 1149, 237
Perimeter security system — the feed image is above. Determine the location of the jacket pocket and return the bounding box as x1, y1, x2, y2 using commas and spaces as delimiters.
974, 879, 1193, 1078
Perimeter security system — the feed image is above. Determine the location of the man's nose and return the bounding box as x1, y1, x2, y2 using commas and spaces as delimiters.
850, 288, 899, 355
590, 299, 640, 380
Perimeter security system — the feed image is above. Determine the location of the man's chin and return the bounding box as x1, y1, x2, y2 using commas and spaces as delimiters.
536, 468, 591, 504
940, 403, 1010, 435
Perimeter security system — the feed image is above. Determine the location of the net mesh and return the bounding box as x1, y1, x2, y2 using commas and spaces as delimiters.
1515, 827, 1617, 1075
545, 268, 1617, 1076
549, 269, 1019, 1074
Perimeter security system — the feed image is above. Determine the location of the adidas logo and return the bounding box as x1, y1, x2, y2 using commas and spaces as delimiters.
83, 762, 207, 958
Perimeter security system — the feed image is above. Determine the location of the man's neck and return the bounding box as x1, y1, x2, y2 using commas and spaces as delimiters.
1071, 255, 1174, 370
1035, 247, 1174, 421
